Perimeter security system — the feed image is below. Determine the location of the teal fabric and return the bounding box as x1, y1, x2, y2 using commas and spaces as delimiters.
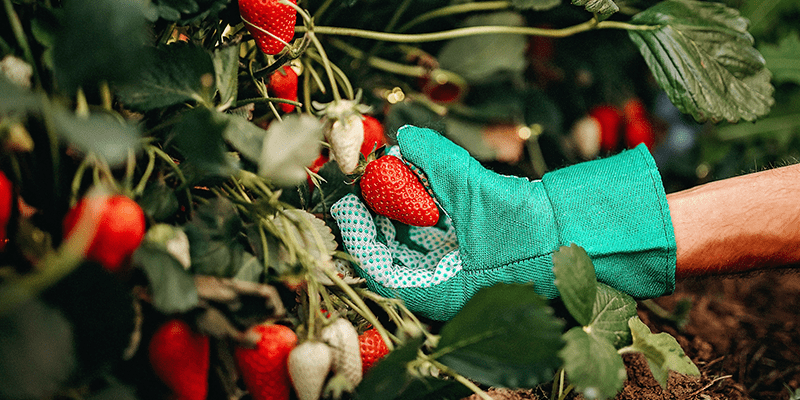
331, 125, 677, 321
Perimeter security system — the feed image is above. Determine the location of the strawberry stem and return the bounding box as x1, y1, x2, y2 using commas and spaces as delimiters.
396, 1, 513, 33
298, 18, 662, 43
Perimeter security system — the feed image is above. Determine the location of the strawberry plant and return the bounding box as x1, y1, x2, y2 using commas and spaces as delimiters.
0, 0, 794, 399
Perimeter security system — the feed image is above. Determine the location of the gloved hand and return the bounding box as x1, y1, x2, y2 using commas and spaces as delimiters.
330, 125, 677, 321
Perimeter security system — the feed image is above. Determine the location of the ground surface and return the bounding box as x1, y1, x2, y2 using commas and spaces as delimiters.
464, 269, 800, 400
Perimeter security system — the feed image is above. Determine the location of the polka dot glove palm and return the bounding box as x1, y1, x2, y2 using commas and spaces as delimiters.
331, 125, 677, 321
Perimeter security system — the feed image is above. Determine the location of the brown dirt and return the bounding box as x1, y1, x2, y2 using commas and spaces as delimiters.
464, 269, 800, 400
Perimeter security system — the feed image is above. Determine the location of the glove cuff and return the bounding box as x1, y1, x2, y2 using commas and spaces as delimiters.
541, 144, 677, 298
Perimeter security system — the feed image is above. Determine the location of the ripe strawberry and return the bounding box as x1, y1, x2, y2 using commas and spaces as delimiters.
0, 170, 13, 251
623, 98, 655, 149
239, 0, 297, 55
270, 65, 298, 113
358, 328, 390, 375
589, 104, 623, 153
63, 194, 146, 273
359, 115, 386, 157
320, 318, 362, 388
327, 114, 365, 175
288, 341, 332, 400
149, 319, 210, 400
359, 155, 439, 227
235, 324, 298, 400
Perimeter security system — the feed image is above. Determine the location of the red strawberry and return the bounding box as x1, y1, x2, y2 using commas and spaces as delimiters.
622, 98, 655, 149
288, 341, 332, 400
149, 319, 210, 400
358, 328, 390, 375
359, 115, 386, 157
589, 104, 623, 153
0, 171, 13, 251
239, 0, 297, 55
63, 194, 146, 273
270, 65, 298, 113
235, 324, 298, 400
359, 155, 439, 227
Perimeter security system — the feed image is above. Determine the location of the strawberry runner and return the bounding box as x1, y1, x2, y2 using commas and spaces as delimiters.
331, 125, 676, 321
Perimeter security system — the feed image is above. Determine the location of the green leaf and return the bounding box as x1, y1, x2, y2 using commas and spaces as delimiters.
626, 317, 699, 388
552, 244, 596, 327
436, 12, 528, 84
213, 45, 239, 110
434, 284, 564, 388
53, 0, 152, 94
572, 0, 619, 20
759, 33, 800, 85
628, 0, 775, 123
133, 242, 199, 314
259, 114, 324, 187
184, 197, 245, 277
355, 335, 426, 400
220, 113, 267, 163
587, 283, 638, 348
138, 180, 181, 222
49, 107, 141, 167
150, 0, 230, 24
170, 107, 239, 179
233, 252, 263, 283
510, 0, 561, 11
560, 327, 627, 400
115, 43, 215, 112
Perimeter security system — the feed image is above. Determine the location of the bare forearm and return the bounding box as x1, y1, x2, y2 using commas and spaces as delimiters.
667, 164, 800, 278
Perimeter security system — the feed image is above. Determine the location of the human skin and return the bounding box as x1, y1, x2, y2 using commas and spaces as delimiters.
667, 163, 800, 279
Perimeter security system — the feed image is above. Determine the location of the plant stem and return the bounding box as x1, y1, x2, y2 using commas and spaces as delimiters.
427, 358, 492, 400
299, 19, 660, 43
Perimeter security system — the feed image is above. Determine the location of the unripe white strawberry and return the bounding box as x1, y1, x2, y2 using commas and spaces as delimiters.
327, 114, 364, 175
320, 318, 362, 389
288, 341, 332, 400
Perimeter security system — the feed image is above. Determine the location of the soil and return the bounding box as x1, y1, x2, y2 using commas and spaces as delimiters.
464, 269, 800, 400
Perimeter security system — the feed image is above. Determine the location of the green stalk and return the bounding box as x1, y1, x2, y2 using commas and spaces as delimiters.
299, 19, 660, 43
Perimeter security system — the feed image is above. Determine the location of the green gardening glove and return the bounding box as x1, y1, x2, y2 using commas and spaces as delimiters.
331, 125, 677, 321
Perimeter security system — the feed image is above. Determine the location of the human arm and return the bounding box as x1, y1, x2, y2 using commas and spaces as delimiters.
668, 164, 800, 278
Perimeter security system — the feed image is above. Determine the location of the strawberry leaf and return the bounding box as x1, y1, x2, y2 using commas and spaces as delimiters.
572, 0, 619, 21
49, 107, 141, 167
53, 0, 152, 94
627, 0, 774, 123
587, 283, 638, 348
170, 107, 239, 180
149, 0, 230, 24
133, 241, 199, 314
625, 316, 699, 388
552, 244, 596, 327
259, 114, 324, 187
115, 43, 216, 112
434, 284, 564, 388
560, 327, 626, 400
213, 45, 239, 110
759, 32, 800, 85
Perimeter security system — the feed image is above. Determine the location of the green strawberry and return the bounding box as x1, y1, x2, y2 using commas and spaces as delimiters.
235, 324, 298, 400
359, 155, 439, 227
239, 0, 297, 55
